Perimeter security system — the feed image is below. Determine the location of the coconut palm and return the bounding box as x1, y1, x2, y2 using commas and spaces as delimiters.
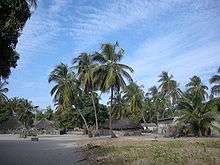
176, 76, 214, 136
93, 42, 133, 137
158, 71, 181, 105
146, 86, 170, 121
72, 53, 99, 130
111, 91, 128, 119
176, 92, 218, 136
123, 82, 146, 123
169, 80, 182, 105
186, 76, 208, 101
17, 99, 35, 128
0, 80, 8, 105
48, 63, 89, 132
158, 71, 174, 94
209, 66, 220, 96
48, 63, 71, 108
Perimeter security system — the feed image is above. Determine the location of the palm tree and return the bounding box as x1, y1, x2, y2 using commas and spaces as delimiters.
209, 66, 220, 96
111, 91, 128, 119
176, 76, 214, 136
93, 42, 133, 137
72, 53, 99, 130
146, 86, 169, 121
0, 80, 8, 105
48, 63, 89, 132
158, 71, 181, 105
186, 76, 208, 101
17, 99, 35, 128
123, 82, 146, 123
158, 71, 174, 94
177, 92, 217, 136
48, 63, 70, 108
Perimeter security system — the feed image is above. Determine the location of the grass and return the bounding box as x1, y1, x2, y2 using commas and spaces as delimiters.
83, 138, 220, 165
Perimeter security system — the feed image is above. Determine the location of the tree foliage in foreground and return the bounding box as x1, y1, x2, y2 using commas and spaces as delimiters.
0, 0, 37, 78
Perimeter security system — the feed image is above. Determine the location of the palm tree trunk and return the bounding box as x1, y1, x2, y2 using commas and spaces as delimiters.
141, 110, 147, 124
109, 87, 113, 133
77, 109, 89, 133
198, 128, 202, 137
91, 92, 98, 130
109, 87, 117, 138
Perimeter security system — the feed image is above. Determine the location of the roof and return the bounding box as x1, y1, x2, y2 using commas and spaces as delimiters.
0, 115, 24, 131
102, 119, 141, 130
158, 117, 174, 124
35, 119, 55, 130
141, 123, 157, 127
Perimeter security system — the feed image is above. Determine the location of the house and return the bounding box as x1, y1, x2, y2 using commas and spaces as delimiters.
102, 119, 141, 130
157, 117, 178, 136
0, 115, 24, 134
211, 120, 220, 137
35, 118, 57, 134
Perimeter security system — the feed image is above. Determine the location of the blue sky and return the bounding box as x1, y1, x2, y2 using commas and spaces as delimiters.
8, 0, 220, 108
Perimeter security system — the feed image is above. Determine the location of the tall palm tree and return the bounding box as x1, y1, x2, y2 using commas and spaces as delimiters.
158, 71, 174, 94
48, 63, 89, 132
48, 63, 70, 108
209, 66, 220, 96
93, 42, 133, 137
72, 53, 99, 130
186, 76, 208, 101
0, 80, 8, 105
158, 71, 181, 105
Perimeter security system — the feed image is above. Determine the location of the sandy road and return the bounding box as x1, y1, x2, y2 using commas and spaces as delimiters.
0, 134, 89, 165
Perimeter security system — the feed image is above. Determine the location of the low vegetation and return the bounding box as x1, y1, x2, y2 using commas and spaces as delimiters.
84, 138, 220, 165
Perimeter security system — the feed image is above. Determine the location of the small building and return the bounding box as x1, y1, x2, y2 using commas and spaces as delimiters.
157, 117, 178, 136
211, 121, 220, 137
0, 115, 24, 134
35, 119, 56, 134
102, 119, 141, 130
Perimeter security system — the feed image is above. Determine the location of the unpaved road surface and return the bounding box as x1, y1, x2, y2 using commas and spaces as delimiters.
0, 134, 89, 165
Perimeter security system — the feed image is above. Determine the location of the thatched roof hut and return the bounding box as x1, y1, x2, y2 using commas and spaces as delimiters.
0, 115, 24, 133
35, 119, 55, 130
102, 119, 141, 130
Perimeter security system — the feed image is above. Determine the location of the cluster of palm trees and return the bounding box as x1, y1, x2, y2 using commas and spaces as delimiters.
49, 41, 219, 137
0, 92, 37, 128
49, 42, 133, 137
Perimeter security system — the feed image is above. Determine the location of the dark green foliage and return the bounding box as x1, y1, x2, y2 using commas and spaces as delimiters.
35, 111, 45, 121
0, 104, 12, 123
0, 0, 37, 78
54, 108, 81, 129
176, 76, 218, 136
6, 97, 36, 128
44, 106, 54, 120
